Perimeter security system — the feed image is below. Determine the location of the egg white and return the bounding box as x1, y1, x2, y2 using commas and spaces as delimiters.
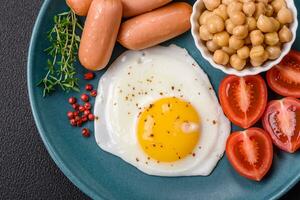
94, 45, 230, 176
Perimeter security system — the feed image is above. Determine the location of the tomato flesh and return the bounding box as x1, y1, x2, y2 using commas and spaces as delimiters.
263, 97, 300, 153
226, 128, 273, 181
219, 75, 268, 128
267, 50, 300, 98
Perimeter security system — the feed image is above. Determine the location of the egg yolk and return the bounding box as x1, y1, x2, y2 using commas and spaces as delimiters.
137, 97, 201, 162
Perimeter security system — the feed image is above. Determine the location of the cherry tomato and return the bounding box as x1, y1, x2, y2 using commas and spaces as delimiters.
219, 75, 268, 128
267, 50, 300, 98
262, 97, 300, 153
226, 128, 273, 181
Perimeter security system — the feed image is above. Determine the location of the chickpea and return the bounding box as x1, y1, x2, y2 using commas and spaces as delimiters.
207, 15, 225, 33
233, 25, 248, 39
206, 40, 221, 52
227, 1, 243, 14
277, 7, 293, 24
264, 32, 279, 46
265, 4, 274, 17
199, 11, 214, 25
279, 25, 293, 43
230, 54, 246, 70
270, 17, 281, 32
198, 0, 290, 70
237, 46, 250, 59
254, 2, 266, 20
246, 17, 257, 31
214, 4, 229, 20
245, 35, 252, 45
250, 30, 264, 46
213, 50, 230, 65
250, 45, 265, 61
243, 2, 256, 17
266, 46, 281, 60
238, 0, 254, 3
222, 0, 235, 6
229, 36, 245, 50
199, 25, 213, 41
257, 0, 269, 4
276, 42, 282, 48
213, 31, 230, 47
262, 51, 270, 62
225, 19, 236, 34
271, 0, 287, 13
222, 46, 236, 55
250, 59, 264, 67
203, 0, 221, 11
257, 15, 275, 33
250, 50, 269, 66
230, 11, 246, 25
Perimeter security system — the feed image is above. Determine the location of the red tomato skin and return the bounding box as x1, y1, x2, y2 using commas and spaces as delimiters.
262, 97, 300, 153
219, 75, 268, 129
266, 50, 300, 98
226, 128, 273, 181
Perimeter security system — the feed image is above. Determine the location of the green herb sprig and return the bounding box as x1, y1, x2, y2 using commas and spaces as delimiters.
38, 10, 83, 96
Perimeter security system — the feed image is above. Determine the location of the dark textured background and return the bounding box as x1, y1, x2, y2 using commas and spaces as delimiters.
0, 0, 299, 199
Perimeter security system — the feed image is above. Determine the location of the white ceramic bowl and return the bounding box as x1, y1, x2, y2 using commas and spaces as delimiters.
191, 0, 298, 77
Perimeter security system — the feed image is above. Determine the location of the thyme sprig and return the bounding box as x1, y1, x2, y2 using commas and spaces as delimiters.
38, 10, 83, 96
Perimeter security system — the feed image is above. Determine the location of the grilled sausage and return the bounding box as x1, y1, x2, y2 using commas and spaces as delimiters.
122, 0, 172, 17
117, 2, 192, 50
79, 0, 122, 71
66, 0, 93, 16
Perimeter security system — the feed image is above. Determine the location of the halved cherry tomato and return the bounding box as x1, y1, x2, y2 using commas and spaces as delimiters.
219, 75, 268, 128
226, 128, 273, 181
267, 50, 300, 98
262, 97, 300, 153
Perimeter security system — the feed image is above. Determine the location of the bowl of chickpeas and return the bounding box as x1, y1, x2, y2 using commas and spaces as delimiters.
191, 0, 298, 76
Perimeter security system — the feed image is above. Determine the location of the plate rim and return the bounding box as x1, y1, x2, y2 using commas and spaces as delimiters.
27, 0, 300, 199
27, 0, 105, 199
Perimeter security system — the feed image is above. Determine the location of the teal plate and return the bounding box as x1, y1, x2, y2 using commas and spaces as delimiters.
28, 0, 300, 199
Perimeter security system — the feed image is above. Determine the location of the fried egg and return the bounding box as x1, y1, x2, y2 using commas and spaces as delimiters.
94, 45, 230, 176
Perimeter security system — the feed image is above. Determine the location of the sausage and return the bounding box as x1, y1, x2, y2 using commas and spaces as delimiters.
67, 0, 171, 17
79, 0, 122, 71
122, 0, 172, 18
66, 0, 93, 16
117, 2, 192, 50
